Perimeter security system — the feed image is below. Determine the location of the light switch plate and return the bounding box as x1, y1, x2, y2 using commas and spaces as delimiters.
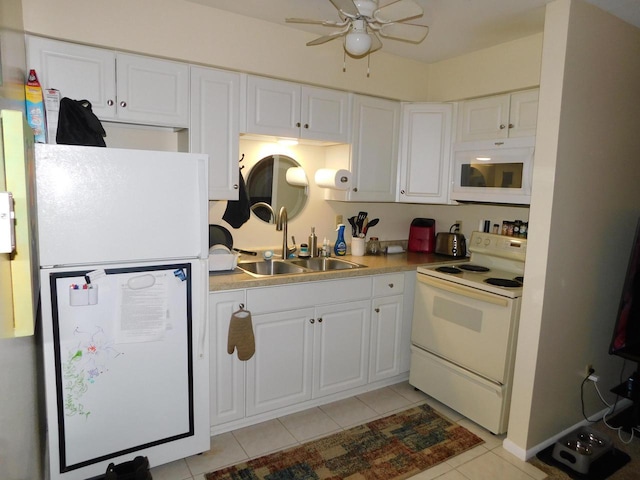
0, 192, 16, 253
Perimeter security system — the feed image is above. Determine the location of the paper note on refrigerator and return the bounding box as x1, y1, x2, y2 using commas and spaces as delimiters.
116, 273, 168, 343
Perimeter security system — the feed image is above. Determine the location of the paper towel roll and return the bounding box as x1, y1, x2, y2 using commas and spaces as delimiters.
285, 167, 308, 187
314, 169, 351, 190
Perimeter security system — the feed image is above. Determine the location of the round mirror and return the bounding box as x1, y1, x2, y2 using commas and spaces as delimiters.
246, 154, 309, 223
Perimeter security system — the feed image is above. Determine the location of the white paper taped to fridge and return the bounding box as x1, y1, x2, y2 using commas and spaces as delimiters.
116, 273, 168, 343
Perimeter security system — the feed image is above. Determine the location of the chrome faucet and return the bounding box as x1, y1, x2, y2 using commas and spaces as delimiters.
275, 206, 297, 259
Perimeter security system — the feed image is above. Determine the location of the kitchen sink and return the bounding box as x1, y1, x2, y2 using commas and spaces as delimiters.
290, 257, 366, 271
237, 257, 367, 277
237, 260, 308, 277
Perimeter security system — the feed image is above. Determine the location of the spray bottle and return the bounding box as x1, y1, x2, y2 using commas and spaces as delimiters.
334, 224, 347, 256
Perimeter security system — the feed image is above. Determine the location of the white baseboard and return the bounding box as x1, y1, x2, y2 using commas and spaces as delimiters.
502, 399, 632, 460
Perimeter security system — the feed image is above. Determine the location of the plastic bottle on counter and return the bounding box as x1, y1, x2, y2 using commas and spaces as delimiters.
334, 224, 347, 256
322, 237, 329, 257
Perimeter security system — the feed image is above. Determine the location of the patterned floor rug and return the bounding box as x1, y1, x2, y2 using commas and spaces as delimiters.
205, 403, 484, 480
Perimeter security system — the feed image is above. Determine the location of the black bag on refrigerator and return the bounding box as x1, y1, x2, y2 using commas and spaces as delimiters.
56, 97, 107, 147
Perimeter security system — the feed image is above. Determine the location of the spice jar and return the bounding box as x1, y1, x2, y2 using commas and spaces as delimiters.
366, 237, 381, 255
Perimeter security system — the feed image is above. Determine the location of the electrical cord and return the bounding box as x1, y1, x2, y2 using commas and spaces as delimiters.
580, 360, 640, 444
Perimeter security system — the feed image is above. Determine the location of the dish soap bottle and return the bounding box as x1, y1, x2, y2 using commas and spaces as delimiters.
334, 224, 347, 256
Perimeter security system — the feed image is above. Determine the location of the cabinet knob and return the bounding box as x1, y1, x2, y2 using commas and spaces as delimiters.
304, 124, 309, 129
296, 122, 301, 127
508, 123, 514, 129
233, 184, 239, 190
375, 308, 380, 313
107, 99, 114, 106
388, 283, 394, 288
400, 190, 405, 195
310, 318, 315, 324
353, 187, 358, 192
120, 101, 127, 108
499, 124, 506, 129
318, 317, 323, 323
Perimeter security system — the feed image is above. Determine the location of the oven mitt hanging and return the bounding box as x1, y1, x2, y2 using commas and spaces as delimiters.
56, 97, 107, 147
227, 306, 255, 361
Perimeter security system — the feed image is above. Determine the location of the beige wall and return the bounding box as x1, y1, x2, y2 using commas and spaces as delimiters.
20, 0, 432, 101
507, 0, 640, 455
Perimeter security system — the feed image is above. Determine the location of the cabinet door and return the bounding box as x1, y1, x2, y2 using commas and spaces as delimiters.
369, 294, 404, 382
301, 86, 350, 143
398, 103, 453, 204
313, 300, 370, 398
26, 36, 117, 121
190, 66, 241, 200
209, 290, 246, 426
460, 94, 510, 142
246, 76, 300, 138
116, 53, 189, 127
349, 95, 400, 202
508, 89, 539, 138
246, 308, 314, 416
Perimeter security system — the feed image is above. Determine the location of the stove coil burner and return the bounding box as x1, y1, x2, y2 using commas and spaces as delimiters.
436, 266, 462, 274
485, 278, 522, 288
459, 264, 490, 272
514, 276, 524, 284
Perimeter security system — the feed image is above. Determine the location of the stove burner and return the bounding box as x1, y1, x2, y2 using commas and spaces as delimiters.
514, 276, 524, 284
485, 278, 522, 288
436, 266, 462, 274
459, 264, 490, 272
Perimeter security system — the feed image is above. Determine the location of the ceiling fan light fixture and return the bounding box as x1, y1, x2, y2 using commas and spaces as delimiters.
345, 31, 372, 56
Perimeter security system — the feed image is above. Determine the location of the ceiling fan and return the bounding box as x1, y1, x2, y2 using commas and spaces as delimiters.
286, 0, 429, 57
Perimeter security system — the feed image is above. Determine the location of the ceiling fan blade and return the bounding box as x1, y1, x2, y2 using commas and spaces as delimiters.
374, 0, 423, 23
286, 17, 348, 27
307, 28, 349, 46
329, 0, 359, 17
369, 32, 383, 52
379, 22, 429, 43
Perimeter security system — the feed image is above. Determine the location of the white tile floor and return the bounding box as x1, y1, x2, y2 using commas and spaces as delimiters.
149, 381, 548, 480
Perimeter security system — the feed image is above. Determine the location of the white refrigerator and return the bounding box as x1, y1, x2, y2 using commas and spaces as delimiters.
36, 144, 210, 480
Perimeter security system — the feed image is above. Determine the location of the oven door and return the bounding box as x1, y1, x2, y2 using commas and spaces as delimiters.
450, 138, 534, 205
411, 273, 520, 384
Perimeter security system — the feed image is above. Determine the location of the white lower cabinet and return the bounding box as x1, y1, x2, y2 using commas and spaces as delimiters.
209, 272, 414, 432
209, 290, 246, 426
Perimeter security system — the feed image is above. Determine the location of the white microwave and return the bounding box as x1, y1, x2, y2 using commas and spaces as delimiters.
450, 137, 535, 205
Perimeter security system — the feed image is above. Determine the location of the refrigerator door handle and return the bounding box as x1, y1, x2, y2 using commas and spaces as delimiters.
198, 261, 208, 358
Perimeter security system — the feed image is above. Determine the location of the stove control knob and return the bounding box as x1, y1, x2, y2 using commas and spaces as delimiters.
484, 238, 491, 246
475, 236, 482, 245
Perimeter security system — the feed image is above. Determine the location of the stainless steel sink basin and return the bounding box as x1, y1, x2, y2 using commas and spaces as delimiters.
290, 257, 366, 271
237, 260, 309, 277
237, 257, 366, 277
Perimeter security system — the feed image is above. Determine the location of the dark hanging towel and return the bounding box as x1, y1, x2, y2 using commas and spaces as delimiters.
223, 168, 251, 228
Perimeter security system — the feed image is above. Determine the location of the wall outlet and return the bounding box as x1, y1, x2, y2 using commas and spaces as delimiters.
586, 364, 594, 376
455, 220, 462, 232
336, 215, 343, 227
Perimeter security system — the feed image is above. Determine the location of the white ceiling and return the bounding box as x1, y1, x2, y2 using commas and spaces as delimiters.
186, 0, 640, 64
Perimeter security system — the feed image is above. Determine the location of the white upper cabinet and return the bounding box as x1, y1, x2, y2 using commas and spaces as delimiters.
458, 89, 539, 142
27, 36, 189, 128
245, 76, 350, 143
397, 103, 454, 204
190, 66, 241, 200
326, 95, 400, 202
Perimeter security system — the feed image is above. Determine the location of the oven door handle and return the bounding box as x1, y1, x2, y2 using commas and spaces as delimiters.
417, 274, 510, 307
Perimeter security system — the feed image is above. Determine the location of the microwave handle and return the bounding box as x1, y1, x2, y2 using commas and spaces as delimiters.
417, 274, 509, 307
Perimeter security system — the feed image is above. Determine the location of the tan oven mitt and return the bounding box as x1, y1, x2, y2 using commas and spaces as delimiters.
227, 307, 255, 361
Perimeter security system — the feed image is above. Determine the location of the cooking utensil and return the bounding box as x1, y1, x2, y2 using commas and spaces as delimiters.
363, 218, 379, 235
209, 224, 233, 249
348, 216, 358, 236
356, 211, 367, 234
